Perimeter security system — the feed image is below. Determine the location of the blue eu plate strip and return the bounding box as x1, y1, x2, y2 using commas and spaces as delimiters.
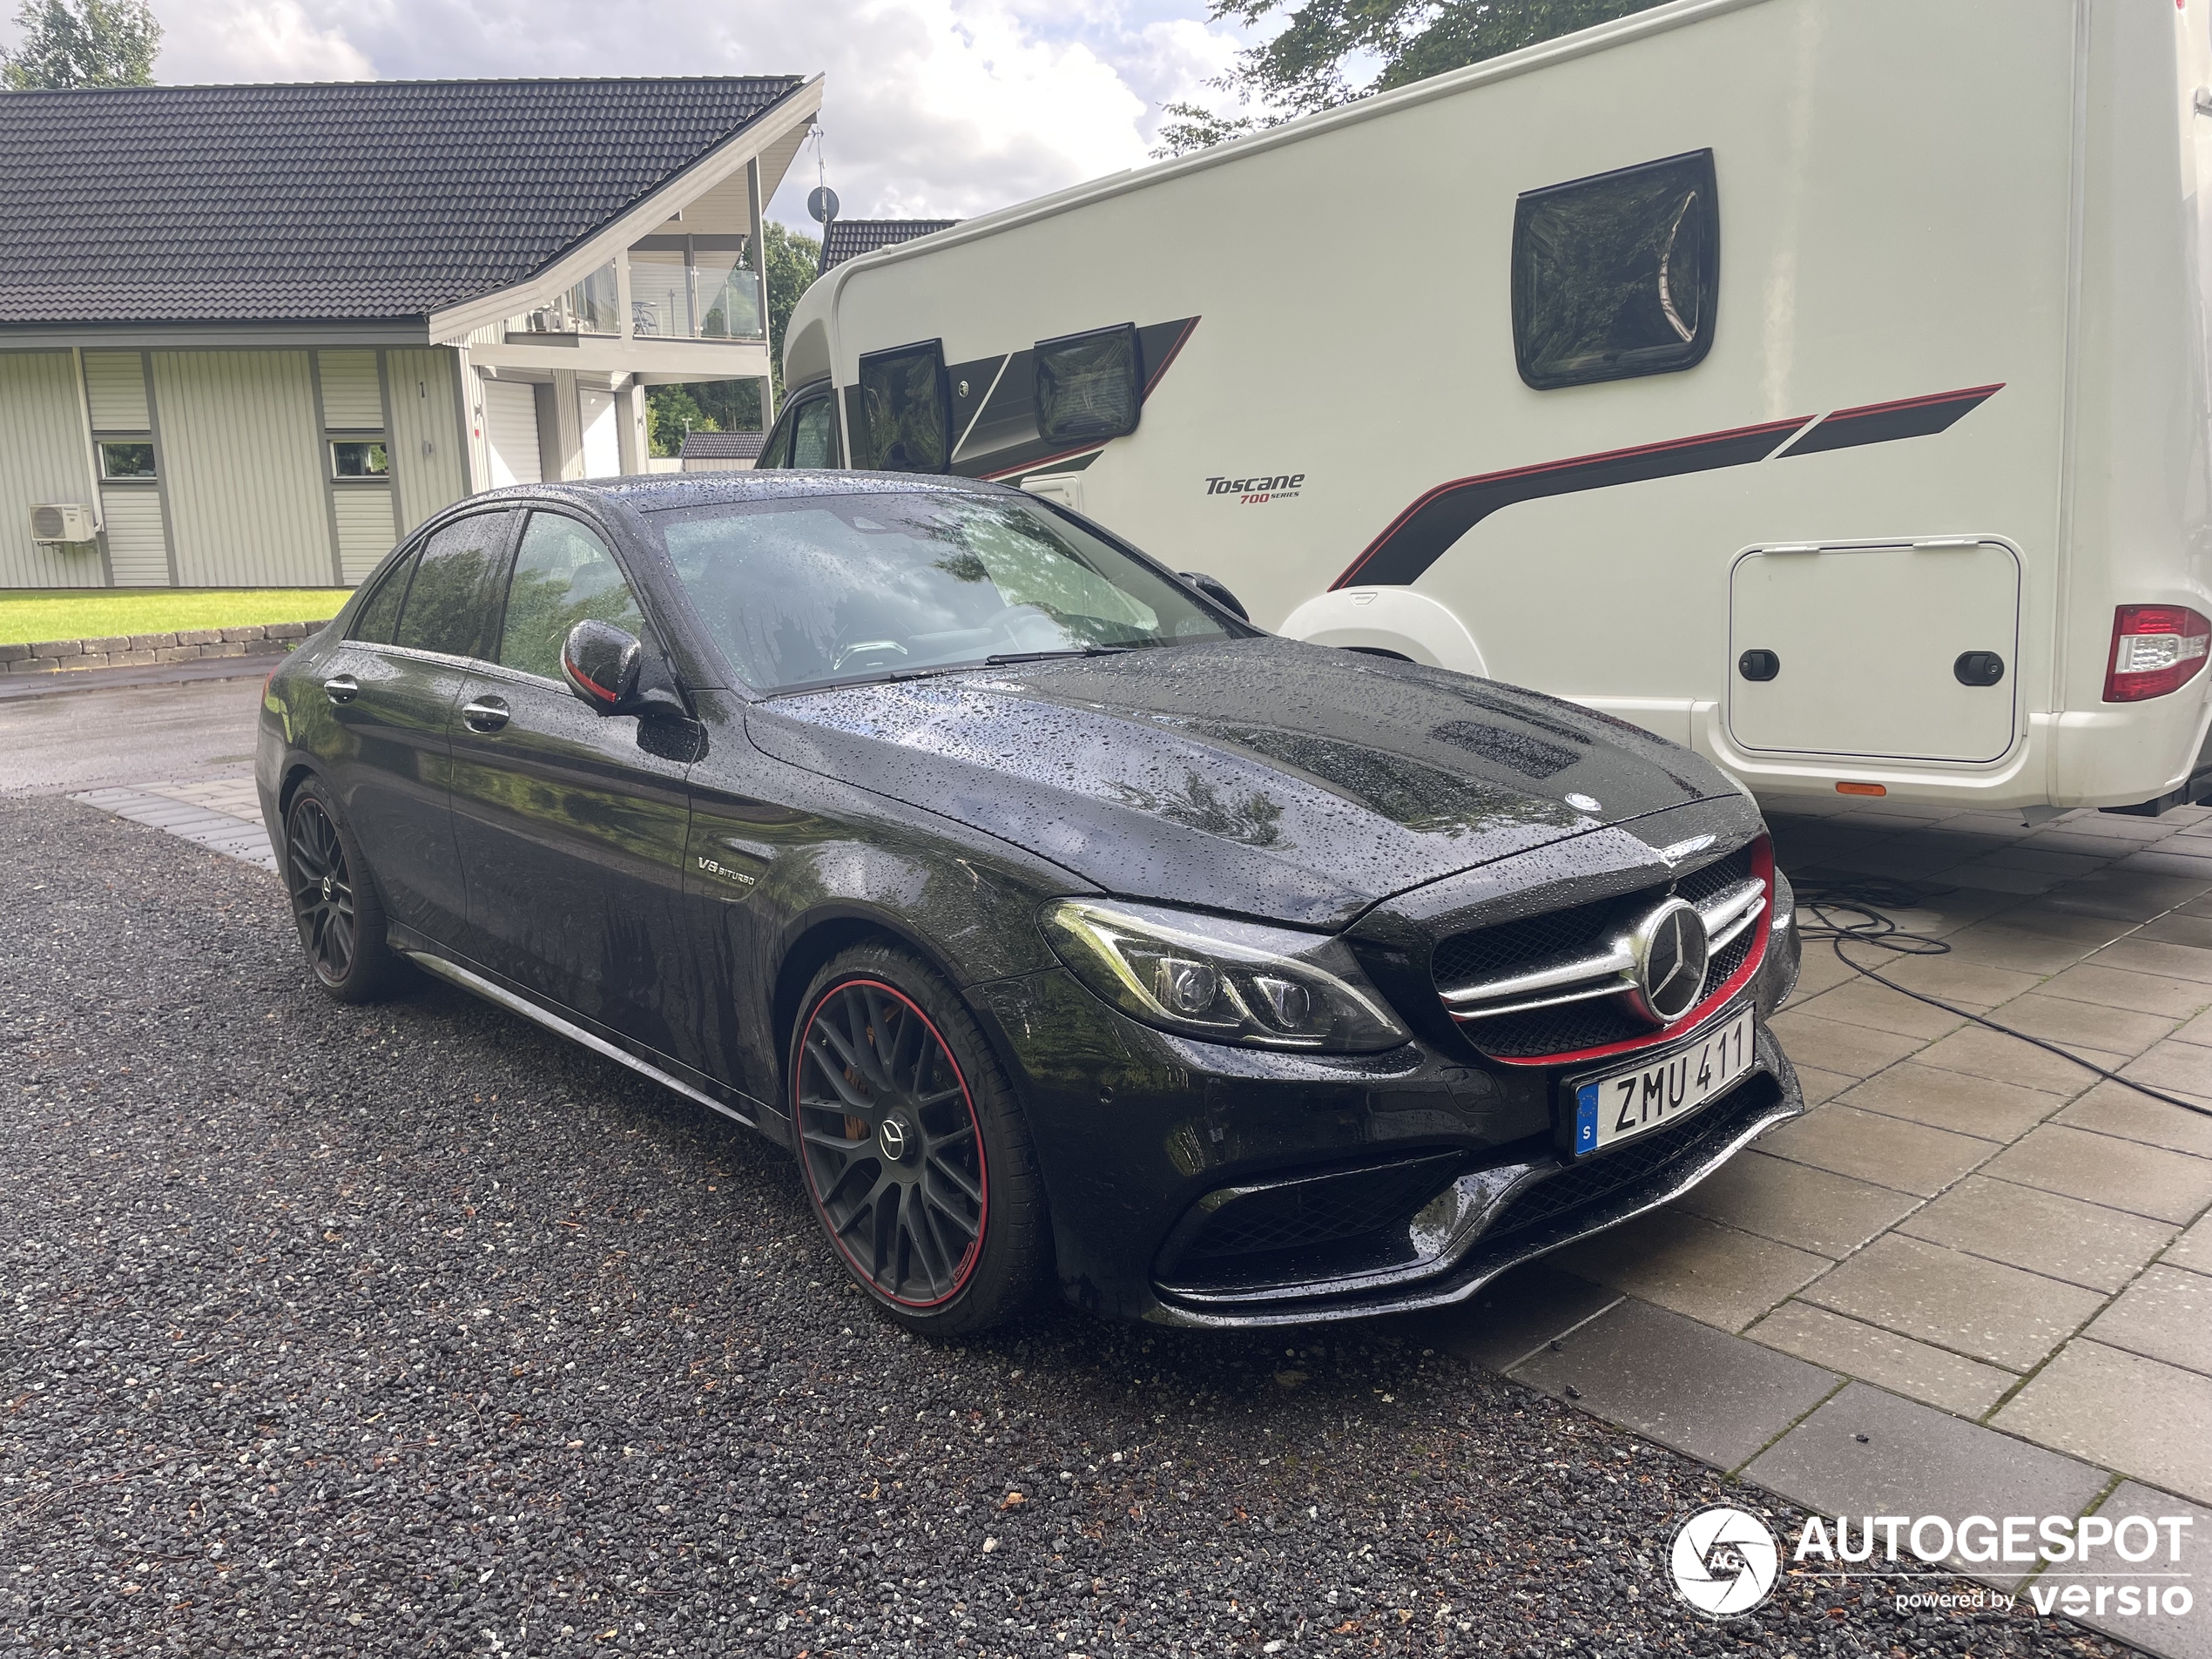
1575, 1082, 1600, 1155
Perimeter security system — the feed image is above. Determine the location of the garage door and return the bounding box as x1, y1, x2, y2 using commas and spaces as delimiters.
1727, 539, 2020, 764
579, 385, 620, 478
484, 380, 542, 488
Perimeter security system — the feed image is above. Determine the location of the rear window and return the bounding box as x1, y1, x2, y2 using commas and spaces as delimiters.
347, 548, 417, 644
653, 489, 1241, 694
393, 512, 510, 658
1512, 149, 1718, 390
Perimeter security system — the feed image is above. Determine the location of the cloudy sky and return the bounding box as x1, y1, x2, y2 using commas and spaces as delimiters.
64, 0, 1273, 234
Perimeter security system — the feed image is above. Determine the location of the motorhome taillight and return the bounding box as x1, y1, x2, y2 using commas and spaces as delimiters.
2104, 605, 2212, 702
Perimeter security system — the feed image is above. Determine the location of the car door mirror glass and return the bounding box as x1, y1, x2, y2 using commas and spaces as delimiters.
563, 618, 642, 714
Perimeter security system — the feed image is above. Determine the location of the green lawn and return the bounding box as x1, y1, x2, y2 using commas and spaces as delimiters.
0, 588, 353, 645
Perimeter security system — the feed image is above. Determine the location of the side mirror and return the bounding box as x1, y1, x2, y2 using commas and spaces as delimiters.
562, 618, 641, 714
1180, 570, 1249, 622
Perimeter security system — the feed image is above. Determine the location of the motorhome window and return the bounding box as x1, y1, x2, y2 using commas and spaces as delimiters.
1512, 150, 1718, 390
1034, 324, 1143, 444
790, 395, 841, 468
855, 342, 951, 473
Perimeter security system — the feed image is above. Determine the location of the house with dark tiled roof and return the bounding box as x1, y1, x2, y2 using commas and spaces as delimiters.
0, 74, 822, 589
818, 219, 959, 275
678, 428, 767, 471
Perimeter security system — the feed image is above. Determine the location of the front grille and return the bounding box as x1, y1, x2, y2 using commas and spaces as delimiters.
1433, 844, 1761, 1060
1179, 1157, 1460, 1263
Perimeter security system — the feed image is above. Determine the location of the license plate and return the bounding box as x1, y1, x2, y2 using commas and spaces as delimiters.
1572, 1008, 1756, 1157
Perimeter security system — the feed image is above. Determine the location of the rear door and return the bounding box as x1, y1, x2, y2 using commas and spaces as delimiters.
314, 513, 510, 943
1727, 539, 2020, 763
446, 509, 695, 1051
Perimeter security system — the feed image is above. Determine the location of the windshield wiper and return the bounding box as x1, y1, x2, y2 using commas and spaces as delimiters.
983, 645, 1137, 665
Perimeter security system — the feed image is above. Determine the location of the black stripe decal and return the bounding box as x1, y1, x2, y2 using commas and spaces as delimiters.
1776, 383, 2003, 457
1332, 382, 2004, 590
950, 316, 1202, 481
1332, 416, 1811, 590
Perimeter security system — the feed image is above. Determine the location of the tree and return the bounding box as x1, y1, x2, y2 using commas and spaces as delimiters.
1154, 0, 1662, 156
760, 219, 820, 400
1, 0, 160, 91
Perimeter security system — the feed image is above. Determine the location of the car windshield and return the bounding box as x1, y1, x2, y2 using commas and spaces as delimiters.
651, 489, 1240, 694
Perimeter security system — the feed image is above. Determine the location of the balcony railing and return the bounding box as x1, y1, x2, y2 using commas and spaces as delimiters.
628, 237, 764, 341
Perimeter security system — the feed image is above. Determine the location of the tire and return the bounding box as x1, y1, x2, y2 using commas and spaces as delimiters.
282, 778, 406, 1004
789, 942, 1049, 1335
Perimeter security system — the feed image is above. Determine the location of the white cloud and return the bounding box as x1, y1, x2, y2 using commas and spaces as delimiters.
121, 0, 1260, 233
158, 0, 374, 83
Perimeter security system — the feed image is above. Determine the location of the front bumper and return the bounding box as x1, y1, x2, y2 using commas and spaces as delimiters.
971, 919, 1804, 1327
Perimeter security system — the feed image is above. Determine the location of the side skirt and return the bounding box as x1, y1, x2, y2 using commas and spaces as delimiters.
402, 949, 758, 1131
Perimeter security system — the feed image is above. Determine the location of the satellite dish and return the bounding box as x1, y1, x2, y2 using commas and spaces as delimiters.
807, 186, 840, 225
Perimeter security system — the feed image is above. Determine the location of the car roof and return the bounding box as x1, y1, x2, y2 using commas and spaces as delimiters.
497, 470, 1021, 514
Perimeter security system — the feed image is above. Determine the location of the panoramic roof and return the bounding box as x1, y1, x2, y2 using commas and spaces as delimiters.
0, 76, 806, 327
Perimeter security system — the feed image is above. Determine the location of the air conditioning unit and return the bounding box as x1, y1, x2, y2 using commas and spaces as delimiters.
30, 502, 99, 543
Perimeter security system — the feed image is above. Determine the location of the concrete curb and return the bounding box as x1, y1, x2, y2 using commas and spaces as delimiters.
0, 617, 332, 675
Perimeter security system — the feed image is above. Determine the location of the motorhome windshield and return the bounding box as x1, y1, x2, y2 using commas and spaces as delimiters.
652, 491, 1241, 694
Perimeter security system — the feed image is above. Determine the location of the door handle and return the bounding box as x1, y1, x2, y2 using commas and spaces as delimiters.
461, 695, 510, 733
323, 674, 359, 705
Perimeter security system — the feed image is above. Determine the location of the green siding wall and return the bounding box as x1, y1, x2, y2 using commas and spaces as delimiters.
386, 348, 469, 536
0, 350, 103, 589
152, 350, 334, 587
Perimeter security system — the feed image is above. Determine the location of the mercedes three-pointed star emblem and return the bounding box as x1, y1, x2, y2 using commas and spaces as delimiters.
1627, 898, 1711, 1027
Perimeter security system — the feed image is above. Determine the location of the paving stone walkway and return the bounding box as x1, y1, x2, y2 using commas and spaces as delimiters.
71, 777, 273, 870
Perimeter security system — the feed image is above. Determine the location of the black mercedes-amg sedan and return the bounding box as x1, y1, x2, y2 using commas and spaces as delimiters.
257, 472, 1803, 1334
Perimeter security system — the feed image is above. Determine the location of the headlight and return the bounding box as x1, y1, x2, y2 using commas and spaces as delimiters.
1038, 898, 1412, 1053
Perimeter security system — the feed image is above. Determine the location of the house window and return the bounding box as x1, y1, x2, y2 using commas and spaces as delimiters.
628, 238, 762, 341
855, 341, 950, 473
1035, 324, 1143, 444
330, 439, 390, 479
1512, 149, 1719, 390
98, 440, 157, 480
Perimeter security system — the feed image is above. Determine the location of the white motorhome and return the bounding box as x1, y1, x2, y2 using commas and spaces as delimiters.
760, 0, 2212, 815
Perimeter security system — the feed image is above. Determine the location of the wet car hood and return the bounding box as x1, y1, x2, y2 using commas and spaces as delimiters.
745, 637, 1739, 928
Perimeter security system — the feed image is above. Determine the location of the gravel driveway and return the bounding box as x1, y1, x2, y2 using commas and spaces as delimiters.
0, 797, 2126, 1657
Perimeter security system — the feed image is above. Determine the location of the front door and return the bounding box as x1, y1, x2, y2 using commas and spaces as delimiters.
445, 509, 694, 1053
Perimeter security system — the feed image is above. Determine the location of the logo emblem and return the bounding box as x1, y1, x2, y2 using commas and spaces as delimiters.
1669, 1506, 1780, 1617
1628, 897, 1710, 1026
878, 1116, 910, 1163
320, 874, 334, 900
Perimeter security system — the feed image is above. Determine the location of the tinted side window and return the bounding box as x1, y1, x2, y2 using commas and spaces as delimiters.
1035, 323, 1142, 443
755, 401, 797, 469
497, 514, 648, 681
791, 395, 840, 468
348, 549, 418, 644
395, 513, 511, 658
1512, 149, 1717, 390
855, 341, 948, 472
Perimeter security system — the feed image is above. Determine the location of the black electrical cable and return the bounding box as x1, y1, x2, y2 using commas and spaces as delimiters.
1790, 877, 2212, 1121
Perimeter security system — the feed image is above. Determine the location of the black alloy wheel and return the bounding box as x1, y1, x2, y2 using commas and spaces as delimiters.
791, 945, 1046, 1332
287, 795, 355, 984
283, 780, 402, 1003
